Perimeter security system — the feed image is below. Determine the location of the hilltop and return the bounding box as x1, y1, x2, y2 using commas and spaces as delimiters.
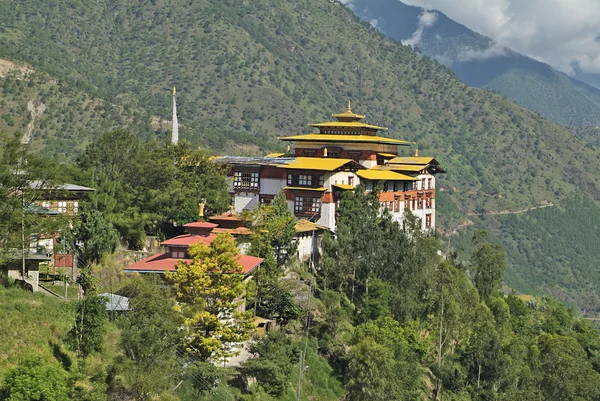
0, 0, 599, 312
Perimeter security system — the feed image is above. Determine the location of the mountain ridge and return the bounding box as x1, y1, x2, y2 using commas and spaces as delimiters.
350, 0, 600, 128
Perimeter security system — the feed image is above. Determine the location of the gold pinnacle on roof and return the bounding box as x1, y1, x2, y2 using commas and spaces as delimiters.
172, 86, 176, 96
331, 101, 366, 121
414, 146, 419, 157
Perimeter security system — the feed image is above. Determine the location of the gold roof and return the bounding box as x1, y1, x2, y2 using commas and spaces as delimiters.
308, 121, 387, 130
295, 219, 329, 233
284, 186, 327, 191
266, 152, 286, 158
279, 134, 412, 146
331, 100, 365, 120
377, 152, 397, 158
357, 170, 417, 181
281, 157, 362, 171
332, 183, 355, 190
374, 164, 427, 172
387, 156, 436, 165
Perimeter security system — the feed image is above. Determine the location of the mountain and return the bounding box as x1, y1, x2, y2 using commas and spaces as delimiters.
0, 0, 599, 313
349, 0, 600, 128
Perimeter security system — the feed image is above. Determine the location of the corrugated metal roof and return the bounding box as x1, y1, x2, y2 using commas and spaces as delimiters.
213, 156, 294, 166
28, 181, 96, 191
99, 293, 129, 312
357, 170, 418, 181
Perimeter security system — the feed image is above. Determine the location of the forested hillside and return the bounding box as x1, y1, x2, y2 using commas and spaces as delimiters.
0, 0, 600, 312
350, 0, 600, 128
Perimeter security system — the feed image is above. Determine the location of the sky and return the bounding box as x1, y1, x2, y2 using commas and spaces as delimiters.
398, 0, 600, 76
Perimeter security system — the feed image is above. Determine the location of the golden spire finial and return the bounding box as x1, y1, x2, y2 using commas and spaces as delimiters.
414, 146, 419, 157
286, 144, 291, 153
172, 86, 176, 96
323, 147, 328, 157
346, 100, 352, 113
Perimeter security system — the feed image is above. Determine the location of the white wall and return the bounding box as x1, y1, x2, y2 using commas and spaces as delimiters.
260, 178, 285, 195
317, 202, 336, 231
234, 193, 258, 212
326, 171, 360, 190
296, 233, 320, 262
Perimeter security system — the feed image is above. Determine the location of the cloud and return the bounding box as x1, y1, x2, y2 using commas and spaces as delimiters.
400, 0, 600, 75
402, 10, 438, 47
339, 0, 355, 11
370, 18, 380, 29
457, 43, 507, 62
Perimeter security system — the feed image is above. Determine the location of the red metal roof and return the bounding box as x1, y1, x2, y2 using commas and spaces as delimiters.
160, 234, 217, 247
123, 252, 263, 275
183, 221, 218, 229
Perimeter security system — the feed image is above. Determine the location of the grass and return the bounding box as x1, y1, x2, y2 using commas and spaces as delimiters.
0, 286, 73, 379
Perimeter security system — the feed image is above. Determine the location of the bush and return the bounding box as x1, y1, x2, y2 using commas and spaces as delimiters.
1, 355, 70, 401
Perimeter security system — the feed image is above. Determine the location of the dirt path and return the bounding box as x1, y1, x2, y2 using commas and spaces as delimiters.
467, 202, 554, 216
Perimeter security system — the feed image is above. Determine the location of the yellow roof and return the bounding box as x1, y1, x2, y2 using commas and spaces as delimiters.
332, 110, 365, 119
295, 219, 329, 233
331, 101, 365, 120
281, 157, 360, 171
377, 152, 397, 158
309, 121, 387, 130
376, 164, 427, 172
388, 156, 436, 165
357, 170, 417, 181
332, 183, 355, 190
284, 186, 327, 192
266, 152, 286, 158
279, 134, 412, 146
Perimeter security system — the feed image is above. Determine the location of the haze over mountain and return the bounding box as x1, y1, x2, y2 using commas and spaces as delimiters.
349, 0, 600, 128
0, 0, 600, 313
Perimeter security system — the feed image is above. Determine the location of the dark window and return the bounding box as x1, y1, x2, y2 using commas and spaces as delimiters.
287, 174, 323, 187
260, 195, 274, 205
304, 149, 317, 157
425, 214, 432, 229
233, 171, 259, 190
348, 176, 354, 186
294, 196, 321, 216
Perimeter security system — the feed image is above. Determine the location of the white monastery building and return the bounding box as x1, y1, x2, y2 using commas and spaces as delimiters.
218, 103, 444, 234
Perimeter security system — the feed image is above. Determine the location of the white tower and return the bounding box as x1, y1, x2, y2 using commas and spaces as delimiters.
172, 87, 179, 144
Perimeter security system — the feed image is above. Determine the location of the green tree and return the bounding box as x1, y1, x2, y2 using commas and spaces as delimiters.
471, 233, 506, 300
1, 356, 70, 401
66, 295, 108, 359
250, 192, 297, 270
62, 204, 119, 293
166, 233, 253, 361
241, 331, 301, 396
537, 334, 600, 401
115, 277, 182, 400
